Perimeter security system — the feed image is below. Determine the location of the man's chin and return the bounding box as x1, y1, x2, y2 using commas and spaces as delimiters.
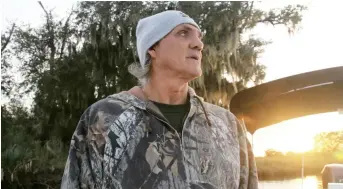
188, 70, 203, 81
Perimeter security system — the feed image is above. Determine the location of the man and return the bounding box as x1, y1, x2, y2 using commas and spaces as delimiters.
61, 10, 258, 189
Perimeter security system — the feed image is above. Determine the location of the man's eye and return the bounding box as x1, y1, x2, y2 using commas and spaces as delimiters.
179, 30, 187, 36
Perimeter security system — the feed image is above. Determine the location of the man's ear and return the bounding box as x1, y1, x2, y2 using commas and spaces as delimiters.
148, 42, 159, 59
147, 48, 157, 59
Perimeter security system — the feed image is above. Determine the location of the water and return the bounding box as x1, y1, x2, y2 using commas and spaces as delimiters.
258, 175, 323, 189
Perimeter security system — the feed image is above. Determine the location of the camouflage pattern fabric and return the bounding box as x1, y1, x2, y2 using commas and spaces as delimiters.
61, 87, 259, 189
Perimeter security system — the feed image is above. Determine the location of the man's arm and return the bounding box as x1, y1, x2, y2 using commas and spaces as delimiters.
61, 98, 133, 189
246, 135, 259, 189
61, 107, 97, 189
235, 117, 259, 189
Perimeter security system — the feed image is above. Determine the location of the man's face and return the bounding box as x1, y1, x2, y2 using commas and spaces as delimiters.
148, 23, 204, 80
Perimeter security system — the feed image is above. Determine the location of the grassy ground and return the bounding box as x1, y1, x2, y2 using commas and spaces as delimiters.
256, 152, 343, 180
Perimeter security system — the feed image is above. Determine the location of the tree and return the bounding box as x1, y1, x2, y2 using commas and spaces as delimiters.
1, 99, 68, 188
314, 131, 343, 153
265, 148, 284, 157
1, 23, 16, 97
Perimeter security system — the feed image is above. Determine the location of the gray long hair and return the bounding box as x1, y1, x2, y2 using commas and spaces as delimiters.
128, 61, 152, 86
129, 42, 159, 86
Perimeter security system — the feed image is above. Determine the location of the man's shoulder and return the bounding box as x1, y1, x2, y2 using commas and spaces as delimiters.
76, 92, 142, 135
202, 101, 238, 123
91, 94, 128, 111
84, 91, 138, 120
201, 101, 247, 135
202, 101, 234, 115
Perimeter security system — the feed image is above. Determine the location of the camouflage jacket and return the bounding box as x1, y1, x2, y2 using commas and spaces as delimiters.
61, 86, 259, 189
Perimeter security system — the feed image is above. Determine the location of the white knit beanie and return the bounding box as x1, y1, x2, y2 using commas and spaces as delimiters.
136, 10, 200, 67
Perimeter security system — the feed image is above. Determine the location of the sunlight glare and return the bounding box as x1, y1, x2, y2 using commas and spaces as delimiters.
252, 113, 343, 157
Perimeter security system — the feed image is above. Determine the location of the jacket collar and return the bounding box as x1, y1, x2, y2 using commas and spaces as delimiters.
108, 85, 212, 127
109, 86, 200, 109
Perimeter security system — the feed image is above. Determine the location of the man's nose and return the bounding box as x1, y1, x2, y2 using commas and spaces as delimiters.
190, 35, 204, 51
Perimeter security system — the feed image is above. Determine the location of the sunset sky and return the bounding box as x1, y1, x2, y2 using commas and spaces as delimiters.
2, 0, 343, 157
250, 0, 343, 156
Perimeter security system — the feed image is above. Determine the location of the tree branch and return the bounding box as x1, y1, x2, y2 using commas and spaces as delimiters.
38, 1, 56, 72
240, 1, 254, 32
1, 23, 16, 53
60, 8, 74, 59
256, 17, 284, 26
38, 1, 49, 24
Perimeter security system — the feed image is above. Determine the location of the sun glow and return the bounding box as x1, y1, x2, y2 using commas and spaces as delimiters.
246, 0, 343, 157
252, 113, 343, 157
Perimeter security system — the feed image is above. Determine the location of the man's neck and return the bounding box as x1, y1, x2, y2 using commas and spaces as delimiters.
142, 76, 189, 105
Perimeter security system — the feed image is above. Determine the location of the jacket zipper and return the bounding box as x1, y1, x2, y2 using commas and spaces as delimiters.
181, 107, 190, 136
146, 109, 181, 138
147, 104, 194, 188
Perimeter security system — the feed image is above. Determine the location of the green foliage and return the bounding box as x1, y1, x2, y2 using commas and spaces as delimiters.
314, 130, 343, 153
1, 104, 68, 188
